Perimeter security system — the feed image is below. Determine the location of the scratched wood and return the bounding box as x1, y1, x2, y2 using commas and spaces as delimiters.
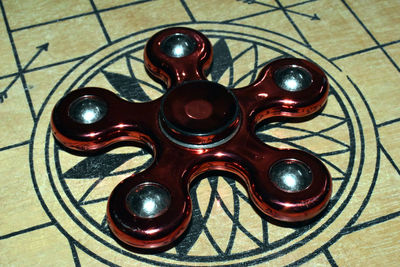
0, 0, 399, 266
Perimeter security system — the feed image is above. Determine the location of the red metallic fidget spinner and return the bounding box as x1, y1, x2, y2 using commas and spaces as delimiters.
51, 27, 331, 250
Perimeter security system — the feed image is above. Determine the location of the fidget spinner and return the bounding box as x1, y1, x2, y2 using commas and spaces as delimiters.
51, 27, 331, 250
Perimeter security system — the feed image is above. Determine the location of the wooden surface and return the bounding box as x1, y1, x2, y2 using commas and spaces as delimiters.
1, 0, 399, 266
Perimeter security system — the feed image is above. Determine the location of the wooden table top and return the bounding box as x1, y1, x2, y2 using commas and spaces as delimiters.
1, 0, 399, 266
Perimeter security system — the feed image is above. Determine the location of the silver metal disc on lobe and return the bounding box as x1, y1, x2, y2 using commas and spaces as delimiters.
274, 66, 312, 92
126, 183, 171, 218
160, 33, 197, 58
69, 96, 107, 124
269, 160, 313, 192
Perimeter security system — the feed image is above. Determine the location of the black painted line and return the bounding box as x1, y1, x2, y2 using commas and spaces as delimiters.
1, 44, 48, 103
241, 0, 317, 10
339, 76, 380, 228
285, 0, 317, 9
180, 0, 196, 22
166, 27, 350, 264
78, 177, 104, 203
15, 21, 356, 264
319, 156, 346, 176
125, 54, 163, 95
332, 177, 345, 181
231, 43, 254, 62
228, 44, 264, 87
11, 0, 152, 33
198, 179, 224, 254
100, 215, 107, 229
225, 179, 241, 254
0, 1, 36, 119
270, 120, 351, 148
62, 159, 151, 180
50, 131, 160, 265
236, 190, 252, 205
134, 78, 165, 93
214, 191, 238, 254
330, 39, 400, 61
79, 197, 108, 206
0, 221, 54, 240
98, 0, 152, 13
261, 219, 269, 246
0, 72, 18, 80
215, 190, 265, 249
252, 1, 276, 9
209, 43, 356, 264
223, 8, 280, 23
259, 123, 350, 153
340, 0, 400, 72
343, 210, 400, 234
68, 240, 81, 267
29, 70, 131, 266
191, 31, 356, 260
319, 148, 350, 157
204, 23, 311, 48
380, 143, 400, 176
11, 11, 94, 32
320, 113, 347, 120
259, 132, 347, 175
0, 140, 30, 152
203, 225, 224, 255
323, 249, 339, 267
74, 242, 119, 267
126, 54, 144, 64
202, 178, 220, 222
1, 49, 82, 88
89, 0, 111, 44
283, 69, 362, 267
286, 9, 319, 20
26, 55, 88, 74
173, 184, 205, 255
275, 0, 310, 46
377, 117, 400, 128
105, 158, 152, 177
251, 44, 259, 83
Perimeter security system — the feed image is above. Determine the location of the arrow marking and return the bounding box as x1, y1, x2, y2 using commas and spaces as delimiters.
0, 43, 49, 103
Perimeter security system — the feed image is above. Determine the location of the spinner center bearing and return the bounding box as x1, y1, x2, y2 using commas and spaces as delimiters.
50, 27, 332, 251
160, 80, 240, 148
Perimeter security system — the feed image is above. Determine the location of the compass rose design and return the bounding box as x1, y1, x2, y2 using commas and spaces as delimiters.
32, 23, 376, 266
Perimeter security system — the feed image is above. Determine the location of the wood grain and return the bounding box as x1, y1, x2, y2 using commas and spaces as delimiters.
0, 0, 399, 266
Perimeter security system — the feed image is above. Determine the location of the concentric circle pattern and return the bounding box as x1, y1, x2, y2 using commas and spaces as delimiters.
32, 24, 377, 266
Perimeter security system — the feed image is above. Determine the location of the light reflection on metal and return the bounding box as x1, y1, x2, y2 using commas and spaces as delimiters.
51, 27, 331, 251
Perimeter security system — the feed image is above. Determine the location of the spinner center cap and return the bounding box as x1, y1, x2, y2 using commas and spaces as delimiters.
184, 99, 213, 120
160, 80, 240, 148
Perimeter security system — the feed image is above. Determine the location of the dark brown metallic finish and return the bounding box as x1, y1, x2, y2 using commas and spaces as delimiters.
51, 27, 331, 250
144, 27, 213, 89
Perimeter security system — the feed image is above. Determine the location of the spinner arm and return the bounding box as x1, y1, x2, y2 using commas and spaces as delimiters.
51, 27, 331, 250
